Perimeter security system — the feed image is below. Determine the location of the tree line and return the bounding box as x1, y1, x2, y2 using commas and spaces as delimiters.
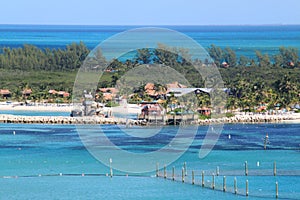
0, 42, 89, 71
0, 42, 299, 110
0, 42, 298, 71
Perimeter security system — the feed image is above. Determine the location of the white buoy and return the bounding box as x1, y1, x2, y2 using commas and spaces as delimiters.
257, 161, 260, 167
13, 131, 16, 135
228, 134, 231, 139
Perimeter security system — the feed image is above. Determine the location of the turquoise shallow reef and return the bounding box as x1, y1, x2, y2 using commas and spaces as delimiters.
0, 120, 299, 199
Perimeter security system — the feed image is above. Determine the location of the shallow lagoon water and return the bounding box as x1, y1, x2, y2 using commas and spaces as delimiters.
0, 123, 299, 199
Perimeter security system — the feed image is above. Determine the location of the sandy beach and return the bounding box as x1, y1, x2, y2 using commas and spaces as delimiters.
1, 102, 300, 125
0, 103, 73, 112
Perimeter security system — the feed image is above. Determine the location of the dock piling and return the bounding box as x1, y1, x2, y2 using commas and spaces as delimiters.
246, 180, 249, 196
212, 173, 215, 190
223, 176, 226, 192
172, 166, 175, 181
234, 177, 237, 194
164, 165, 167, 179
276, 181, 279, 198
192, 170, 195, 185
201, 171, 205, 187
156, 163, 159, 177
109, 158, 113, 178
245, 161, 248, 176
273, 161, 277, 176
182, 167, 185, 183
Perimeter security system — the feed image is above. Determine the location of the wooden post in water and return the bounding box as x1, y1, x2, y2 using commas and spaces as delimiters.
156, 163, 159, 177
174, 115, 176, 125
245, 161, 248, 176
223, 176, 226, 192
109, 158, 113, 178
234, 177, 237, 194
164, 165, 167, 179
172, 166, 175, 181
182, 168, 185, 183
273, 161, 277, 176
184, 162, 187, 176
216, 166, 220, 176
246, 180, 249, 196
275, 181, 279, 198
202, 171, 205, 187
192, 170, 195, 185
212, 173, 215, 190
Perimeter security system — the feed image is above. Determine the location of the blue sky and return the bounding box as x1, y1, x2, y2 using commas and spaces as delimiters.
1, 0, 299, 25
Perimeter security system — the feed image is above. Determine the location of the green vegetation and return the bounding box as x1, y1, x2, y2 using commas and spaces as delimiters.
0, 42, 299, 111
105, 101, 120, 107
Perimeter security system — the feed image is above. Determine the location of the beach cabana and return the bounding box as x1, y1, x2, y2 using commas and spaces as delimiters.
0, 89, 11, 99
197, 107, 211, 116
22, 89, 32, 98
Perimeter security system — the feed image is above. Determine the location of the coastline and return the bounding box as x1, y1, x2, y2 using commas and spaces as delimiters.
1, 112, 300, 125
0, 104, 72, 112
197, 113, 300, 125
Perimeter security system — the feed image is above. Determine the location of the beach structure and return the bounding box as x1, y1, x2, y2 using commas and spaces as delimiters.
57, 91, 70, 98
97, 87, 119, 101
0, 89, 11, 99
22, 89, 32, 98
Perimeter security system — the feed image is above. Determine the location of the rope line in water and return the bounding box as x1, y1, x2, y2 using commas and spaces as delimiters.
0, 173, 152, 179
156, 174, 300, 200
1, 172, 299, 200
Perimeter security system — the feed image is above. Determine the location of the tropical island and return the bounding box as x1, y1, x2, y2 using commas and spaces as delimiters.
0, 42, 299, 123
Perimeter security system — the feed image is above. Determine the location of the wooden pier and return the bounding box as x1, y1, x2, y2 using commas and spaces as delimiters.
138, 114, 197, 125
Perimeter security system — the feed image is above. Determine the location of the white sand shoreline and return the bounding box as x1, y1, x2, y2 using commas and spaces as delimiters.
1, 103, 300, 124
0, 104, 72, 112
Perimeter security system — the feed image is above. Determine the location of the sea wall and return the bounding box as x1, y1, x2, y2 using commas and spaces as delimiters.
196, 114, 299, 125
0, 113, 299, 126
0, 114, 148, 126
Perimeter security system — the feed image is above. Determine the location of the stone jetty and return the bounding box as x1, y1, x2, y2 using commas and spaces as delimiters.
196, 113, 299, 125
0, 113, 299, 126
0, 114, 148, 126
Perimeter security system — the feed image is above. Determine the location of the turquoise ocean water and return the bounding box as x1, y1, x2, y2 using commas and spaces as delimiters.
0, 25, 300, 199
0, 122, 299, 199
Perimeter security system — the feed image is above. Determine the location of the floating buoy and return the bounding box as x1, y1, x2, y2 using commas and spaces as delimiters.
257, 161, 260, 167
81, 173, 85, 177
59, 173, 62, 176
228, 134, 231, 139
13, 131, 16, 135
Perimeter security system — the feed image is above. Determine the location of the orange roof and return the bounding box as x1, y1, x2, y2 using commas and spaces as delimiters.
0, 89, 11, 95
58, 91, 65, 95
103, 93, 113, 100
63, 92, 70, 97
22, 89, 32, 94
144, 83, 155, 90
57, 91, 70, 97
166, 82, 187, 89
99, 87, 118, 94
48, 89, 57, 94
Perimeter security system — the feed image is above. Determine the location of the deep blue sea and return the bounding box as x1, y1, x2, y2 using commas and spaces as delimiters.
0, 25, 300, 59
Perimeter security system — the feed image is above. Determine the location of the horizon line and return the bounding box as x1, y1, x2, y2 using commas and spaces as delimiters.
1, 23, 300, 26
